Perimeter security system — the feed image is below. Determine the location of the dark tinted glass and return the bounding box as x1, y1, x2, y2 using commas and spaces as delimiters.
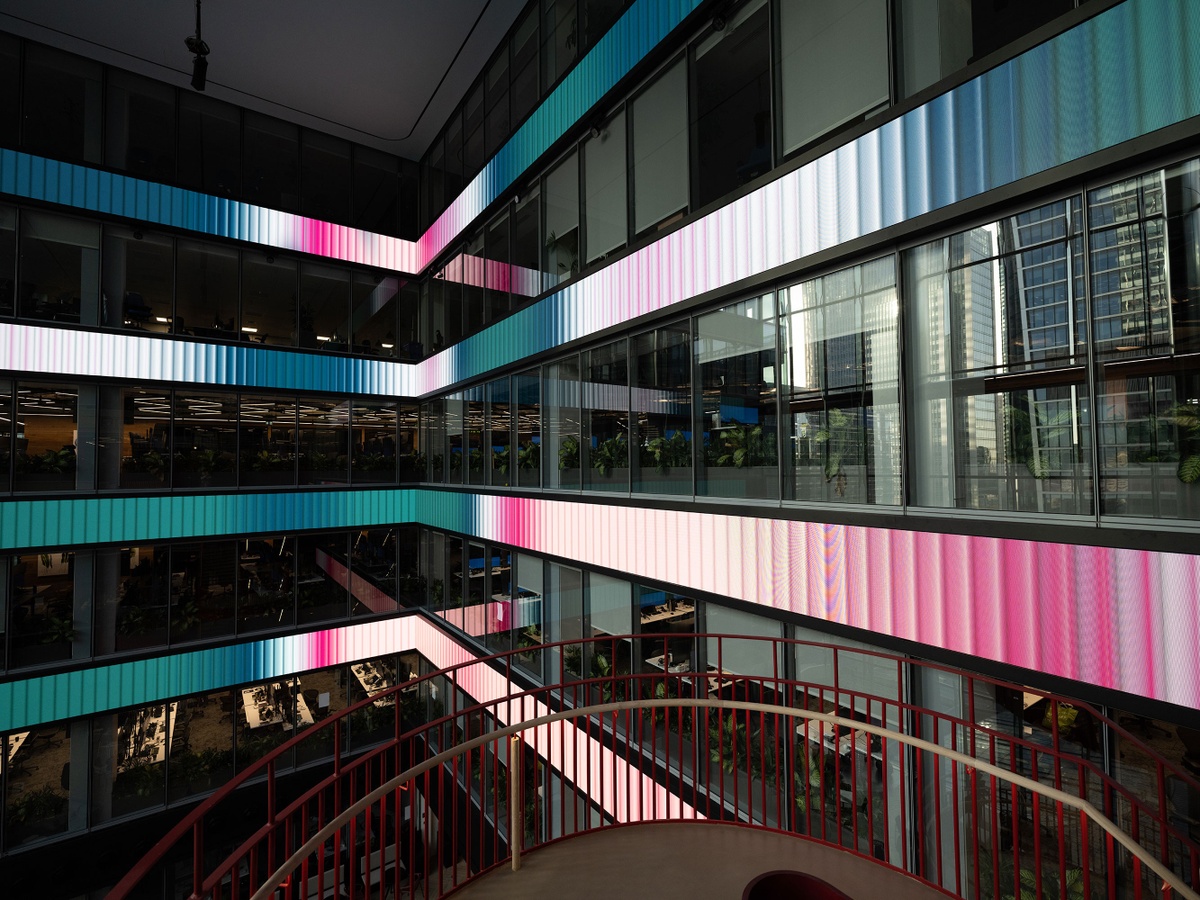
0, 34, 21, 149
302, 131, 351, 224
242, 253, 297, 347
245, 113, 300, 211
106, 69, 176, 183
179, 93, 241, 197
22, 44, 102, 163
353, 146, 400, 235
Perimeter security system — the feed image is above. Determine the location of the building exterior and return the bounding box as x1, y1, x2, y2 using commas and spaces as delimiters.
0, 0, 1199, 894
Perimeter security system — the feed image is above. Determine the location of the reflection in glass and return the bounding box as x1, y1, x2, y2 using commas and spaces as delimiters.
8, 551, 76, 668
486, 210, 512, 322
511, 8, 539, 125
172, 391, 237, 488
488, 378, 512, 487
0, 381, 10, 494
782, 258, 900, 505
244, 112, 300, 211
91, 702, 171, 823
512, 188, 544, 302
0, 203, 14, 317
103, 386, 172, 490
169, 541, 236, 643
106, 69, 176, 183
352, 400, 398, 485
637, 585, 695, 677
351, 528, 399, 617
178, 93, 240, 197
1090, 161, 1200, 519
513, 553, 543, 677
692, 0, 771, 207
102, 227, 173, 333
167, 691, 236, 802
351, 273, 400, 357
18, 211, 99, 325
541, 0, 577, 90
3, 724, 72, 848
301, 130, 351, 224
238, 535, 294, 633
353, 146, 400, 235
22, 44, 102, 164
242, 253, 297, 347
632, 322, 691, 494
905, 199, 1092, 514
583, 339, 629, 492
175, 240, 238, 339
239, 395, 297, 487
296, 533, 349, 625
548, 562, 583, 681
695, 295, 779, 499
14, 383, 78, 493
299, 262, 350, 351
94, 544, 170, 655
544, 151, 579, 287
484, 546, 514, 654
299, 398, 349, 484
545, 356, 581, 489
516, 370, 541, 488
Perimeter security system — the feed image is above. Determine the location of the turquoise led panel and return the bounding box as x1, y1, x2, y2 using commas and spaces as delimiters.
3, 491, 1200, 726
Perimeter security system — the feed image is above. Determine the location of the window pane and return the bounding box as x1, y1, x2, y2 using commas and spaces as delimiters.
488, 378, 511, 487
238, 536, 294, 634
632, 322, 692, 494
296, 533, 350, 625
242, 253, 298, 347
905, 198, 1092, 513
778, 0, 888, 157
94, 544, 170, 655
3, 723, 73, 847
178, 93, 240, 197
583, 339, 628, 492
516, 370, 541, 487
513, 553, 543, 676
14, 383, 78, 493
695, 295, 779, 499
301, 131, 351, 224
461, 234, 486, 335
0, 381, 10, 494
0, 204, 14, 318
541, 0, 578, 90
239, 395, 297, 487
465, 385, 487, 485
353, 146, 400, 235
91, 702, 172, 823
579, 0, 624, 52
444, 111, 464, 202
485, 210, 511, 322
895, 0, 973, 98
351, 529, 400, 617
446, 392, 465, 484
637, 585, 694, 675
511, 8, 540, 125
398, 402, 421, 482
1090, 161, 1200, 520
18, 210, 99, 325
175, 240, 238, 339
298, 397, 349, 485
172, 391, 238, 489
544, 151, 579, 285
101, 386, 172, 491
106, 69, 176, 183
167, 691, 235, 802
486, 52, 510, 158
693, 0, 771, 207
632, 59, 688, 234
22, 44, 102, 164
464, 84, 485, 176
244, 112, 300, 211
299, 262, 350, 352
8, 550, 76, 668
547, 562, 583, 679
170, 541, 236, 642
351, 272, 400, 357
512, 189, 544, 303
583, 110, 626, 262
101, 226, 173, 333
782, 257, 901, 505
545, 356, 581, 489
0, 34, 19, 150
352, 401, 398, 484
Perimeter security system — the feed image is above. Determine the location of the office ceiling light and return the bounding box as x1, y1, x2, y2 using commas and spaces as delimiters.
184, 0, 210, 91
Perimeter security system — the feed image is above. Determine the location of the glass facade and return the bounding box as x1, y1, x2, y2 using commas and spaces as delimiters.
0, 0, 1195, 887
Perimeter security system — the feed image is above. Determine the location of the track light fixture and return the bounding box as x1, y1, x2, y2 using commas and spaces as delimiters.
185, 0, 210, 91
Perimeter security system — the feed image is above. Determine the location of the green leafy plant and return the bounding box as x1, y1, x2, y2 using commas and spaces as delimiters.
139, 449, 169, 483
590, 434, 627, 476
813, 408, 858, 497
1165, 402, 1200, 483
4, 785, 66, 828
644, 431, 691, 473
712, 423, 766, 468
493, 446, 510, 475
558, 435, 580, 471
30, 447, 76, 474
42, 614, 76, 645
517, 441, 540, 471
171, 598, 201, 634
247, 450, 289, 472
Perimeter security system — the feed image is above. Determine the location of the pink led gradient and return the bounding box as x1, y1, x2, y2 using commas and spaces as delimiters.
299, 614, 696, 821
471, 495, 1200, 710
286, 215, 420, 273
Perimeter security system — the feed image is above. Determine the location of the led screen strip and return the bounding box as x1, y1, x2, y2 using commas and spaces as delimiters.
1, 489, 1197, 713
0, 613, 697, 821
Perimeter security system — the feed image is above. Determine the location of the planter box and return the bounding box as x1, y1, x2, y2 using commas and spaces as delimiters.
698, 465, 778, 500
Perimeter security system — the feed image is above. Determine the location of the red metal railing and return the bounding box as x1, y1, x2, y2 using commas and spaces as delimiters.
107, 632, 1200, 900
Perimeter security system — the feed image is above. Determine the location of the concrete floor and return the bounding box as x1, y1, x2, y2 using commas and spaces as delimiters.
448, 822, 947, 900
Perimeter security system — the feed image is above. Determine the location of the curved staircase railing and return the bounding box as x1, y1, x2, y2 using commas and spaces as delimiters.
106, 632, 1200, 900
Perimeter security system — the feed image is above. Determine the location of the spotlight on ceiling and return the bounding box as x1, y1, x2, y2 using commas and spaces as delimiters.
184, 0, 210, 92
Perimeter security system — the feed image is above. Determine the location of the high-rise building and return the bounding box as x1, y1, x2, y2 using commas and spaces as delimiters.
1, 0, 1199, 895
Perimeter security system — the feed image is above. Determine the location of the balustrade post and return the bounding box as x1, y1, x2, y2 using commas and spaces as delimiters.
510, 734, 523, 871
